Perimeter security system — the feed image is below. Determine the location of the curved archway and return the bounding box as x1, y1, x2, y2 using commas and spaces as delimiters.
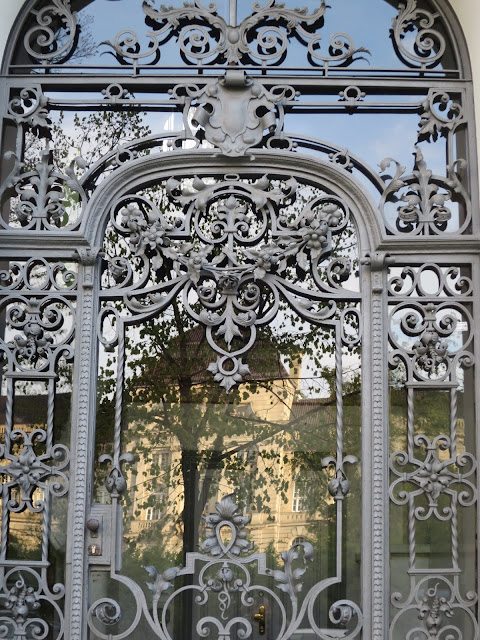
83, 151, 381, 252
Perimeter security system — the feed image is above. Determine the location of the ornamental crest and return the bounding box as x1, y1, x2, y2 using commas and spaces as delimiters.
171, 71, 296, 156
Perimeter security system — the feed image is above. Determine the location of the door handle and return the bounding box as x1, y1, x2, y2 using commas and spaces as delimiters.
254, 605, 266, 635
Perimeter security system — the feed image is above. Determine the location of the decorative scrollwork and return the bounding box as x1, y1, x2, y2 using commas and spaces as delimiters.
390, 434, 476, 520
379, 147, 470, 235
390, 576, 478, 640
110, 495, 363, 640
329, 600, 359, 629
105, 173, 358, 390
0, 430, 69, 512
103, 0, 367, 69
1, 573, 40, 620
308, 32, 369, 69
170, 71, 297, 156
0, 573, 46, 640
23, 0, 79, 64
388, 264, 473, 298
90, 598, 122, 626
0, 569, 64, 640
0, 150, 87, 231
388, 301, 473, 383
328, 148, 354, 172
1, 297, 75, 373
418, 91, 465, 143
391, 0, 446, 69
7, 86, 50, 132
0, 259, 77, 292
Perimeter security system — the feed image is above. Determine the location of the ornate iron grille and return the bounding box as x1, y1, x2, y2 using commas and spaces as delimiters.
0, 1, 477, 640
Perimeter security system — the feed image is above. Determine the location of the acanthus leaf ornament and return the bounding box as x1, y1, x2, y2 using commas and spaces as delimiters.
130, 495, 362, 639
103, 0, 367, 69
391, 0, 446, 69
379, 146, 471, 235
23, 0, 79, 64
200, 494, 254, 557
0, 149, 87, 231
106, 173, 357, 391
418, 91, 465, 143
171, 71, 297, 156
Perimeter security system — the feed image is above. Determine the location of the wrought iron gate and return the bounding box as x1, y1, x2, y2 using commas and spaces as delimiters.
0, 1, 478, 639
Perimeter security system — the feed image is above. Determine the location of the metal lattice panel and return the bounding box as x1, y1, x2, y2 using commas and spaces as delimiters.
0, 2, 477, 640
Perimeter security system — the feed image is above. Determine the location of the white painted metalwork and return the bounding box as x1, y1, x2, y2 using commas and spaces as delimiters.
0, 1, 477, 639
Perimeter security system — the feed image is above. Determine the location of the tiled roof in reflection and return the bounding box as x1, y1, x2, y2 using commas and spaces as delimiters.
290, 397, 336, 428
135, 325, 292, 387
0, 393, 71, 429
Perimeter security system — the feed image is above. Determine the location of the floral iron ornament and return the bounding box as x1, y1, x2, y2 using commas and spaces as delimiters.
105, 173, 359, 391
0, 429, 69, 511
379, 146, 470, 235
388, 300, 473, 384
390, 576, 478, 640
88, 495, 362, 639
0, 573, 46, 640
390, 434, 476, 521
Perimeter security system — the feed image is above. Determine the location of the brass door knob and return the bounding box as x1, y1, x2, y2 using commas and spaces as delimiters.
254, 605, 266, 635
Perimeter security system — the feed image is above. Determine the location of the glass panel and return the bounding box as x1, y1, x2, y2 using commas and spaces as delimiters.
388, 279, 477, 639
91, 316, 362, 639
0, 283, 74, 640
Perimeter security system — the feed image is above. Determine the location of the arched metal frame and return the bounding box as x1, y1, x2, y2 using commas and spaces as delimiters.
0, 1, 478, 639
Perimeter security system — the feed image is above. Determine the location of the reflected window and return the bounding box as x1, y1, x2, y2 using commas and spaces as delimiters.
292, 480, 309, 513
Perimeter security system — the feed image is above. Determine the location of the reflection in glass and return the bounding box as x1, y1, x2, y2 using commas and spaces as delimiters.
93, 303, 362, 638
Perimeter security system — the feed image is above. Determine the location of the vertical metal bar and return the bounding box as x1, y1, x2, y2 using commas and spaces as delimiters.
47, 376, 55, 452
65, 249, 101, 640
451, 497, 459, 571
335, 324, 344, 579
229, 0, 237, 26
113, 328, 125, 471
366, 255, 390, 640
408, 498, 416, 571
450, 386, 457, 460
41, 490, 51, 563
4, 376, 13, 453
335, 327, 343, 470
0, 486, 8, 562
407, 386, 414, 461
336, 499, 343, 578
473, 257, 480, 627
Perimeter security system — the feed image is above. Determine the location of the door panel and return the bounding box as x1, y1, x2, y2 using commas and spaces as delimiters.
86, 172, 363, 639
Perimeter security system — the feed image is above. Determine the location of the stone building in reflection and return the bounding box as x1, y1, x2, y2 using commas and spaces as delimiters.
112, 326, 347, 560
